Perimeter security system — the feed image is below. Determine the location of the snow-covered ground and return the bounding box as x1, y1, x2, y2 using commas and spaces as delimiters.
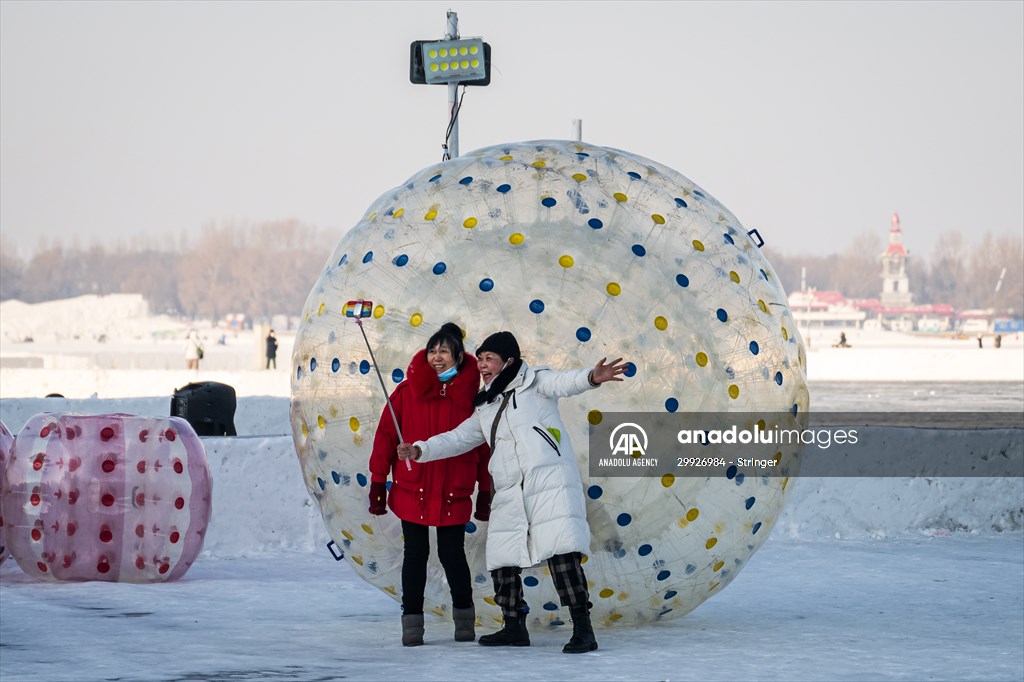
1, 296, 1022, 681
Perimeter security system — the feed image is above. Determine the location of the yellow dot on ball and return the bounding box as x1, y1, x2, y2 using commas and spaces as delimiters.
686, 508, 700, 522
729, 271, 740, 283
349, 416, 360, 432
613, 192, 628, 203
661, 473, 675, 488
393, 208, 405, 219
705, 537, 718, 550
781, 326, 789, 340
606, 282, 621, 296
588, 410, 603, 425
693, 240, 705, 252
713, 561, 724, 572
317, 302, 326, 316
342, 530, 354, 541
410, 313, 423, 327
559, 255, 574, 268
531, 160, 546, 168
695, 352, 708, 367
499, 155, 513, 161
367, 212, 377, 221
608, 613, 623, 622
758, 299, 769, 314
317, 415, 326, 429
654, 316, 668, 331
464, 216, 478, 229
572, 173, 587, 182
300, 423, 308, 438
509, 232, 525, 245
599, 588, 614, 599
728, 385, 740, 399
424, 209, 438, 221
361, 523, 374, 535
373, 305, 385, 318
652, 213, 665, 224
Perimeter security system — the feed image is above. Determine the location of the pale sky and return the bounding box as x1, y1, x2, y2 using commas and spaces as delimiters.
1, 1, 1021, 258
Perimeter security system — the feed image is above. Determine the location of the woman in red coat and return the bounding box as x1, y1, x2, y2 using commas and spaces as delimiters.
368, 322, 490, 647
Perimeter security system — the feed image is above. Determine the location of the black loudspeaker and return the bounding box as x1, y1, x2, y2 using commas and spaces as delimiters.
170, 381, 237, 436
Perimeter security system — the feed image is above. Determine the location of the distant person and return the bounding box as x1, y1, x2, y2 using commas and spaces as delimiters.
977, 334, 984, 349
833, 332, 849, 348
995, 334, 1002, 349
265, 330, 278, 369
185, 329, 204, 371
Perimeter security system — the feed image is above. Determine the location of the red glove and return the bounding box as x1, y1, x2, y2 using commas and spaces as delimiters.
474, 489, 491, 522
368, 481, 387, 515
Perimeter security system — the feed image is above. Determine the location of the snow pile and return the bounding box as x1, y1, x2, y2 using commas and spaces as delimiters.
0, 294, 187, 342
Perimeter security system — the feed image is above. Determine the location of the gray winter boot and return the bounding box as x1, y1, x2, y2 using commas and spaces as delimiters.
401, 613, 425, 647
453, 606, 476, 642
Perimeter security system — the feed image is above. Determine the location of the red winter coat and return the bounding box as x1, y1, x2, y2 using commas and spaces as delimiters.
369, 349, 489, 526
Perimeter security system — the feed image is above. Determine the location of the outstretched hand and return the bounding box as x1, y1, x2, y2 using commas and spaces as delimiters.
397, 442, 420, 460
591, 357, 629, 385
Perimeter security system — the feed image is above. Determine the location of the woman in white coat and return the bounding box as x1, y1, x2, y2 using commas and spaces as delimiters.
399, 331, 627, 654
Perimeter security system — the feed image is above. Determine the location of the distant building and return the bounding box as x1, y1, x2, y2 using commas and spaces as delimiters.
880, 211, 913, 309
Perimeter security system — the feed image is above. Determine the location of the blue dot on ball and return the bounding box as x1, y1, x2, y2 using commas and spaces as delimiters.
496, 183, 511, 193
632, 244, 646, 257
760, 268, 769, 281
543, 602, 559, 611
529, 299, 545, 314
465, 522, 477, 533
676, 274, 689, 288
638, 544, 653, 556
359, 360, 371, 374
775, 371, 783, 386
587, 485, 603, 499
716, 308, 728, 322
735, 473, 745, 486
745, 496, 756, 510
624, 362, 637, 377
588, 218, 603, 229
338, 254, 349, 266
432, 262, 447, 275
674, 197, 688, 208
392, 369, 405, 383
310, 358, 317, 372
628, 171, 642, 180
428, 174, 442, 183
664, 590, 678, 599
541, 197, 557, 207
723, 233, 735, 245
616, 513, 632, 526
479, 278, 494, 292
665, 397, 679, 413
726, 465, 737, 480
749, 341, 759, 355
657, 570, 671, 581
524, 576, 539, 587
362, 251, 373, 264
331, 358, 340, 372
752, 522, 762, 535
459, 176, 473, 185
392, 254, 409, 267
355, 473, 366, 486
317, 477, 325, 490
576, 327, 591, 342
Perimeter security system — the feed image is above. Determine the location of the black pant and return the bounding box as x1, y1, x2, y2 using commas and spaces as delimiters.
266, 356, 276, 369
401, 520, 473, 615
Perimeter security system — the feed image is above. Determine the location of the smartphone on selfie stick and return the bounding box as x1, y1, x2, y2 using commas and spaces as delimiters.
344, 299, 411, 470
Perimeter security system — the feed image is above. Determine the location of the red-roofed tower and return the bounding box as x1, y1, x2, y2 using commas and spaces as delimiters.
880, 211, 913, 308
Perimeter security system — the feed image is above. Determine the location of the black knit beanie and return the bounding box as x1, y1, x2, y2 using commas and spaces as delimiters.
475, 331, 520, 362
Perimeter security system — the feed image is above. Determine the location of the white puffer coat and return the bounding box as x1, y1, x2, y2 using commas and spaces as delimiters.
414, 362, 595, 570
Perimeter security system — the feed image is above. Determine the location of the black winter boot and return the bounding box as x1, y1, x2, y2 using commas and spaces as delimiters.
478, 615, 530, 647
562, 606, 598, 653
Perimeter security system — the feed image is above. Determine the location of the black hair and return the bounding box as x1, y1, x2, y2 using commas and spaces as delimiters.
426, 322, 465, 359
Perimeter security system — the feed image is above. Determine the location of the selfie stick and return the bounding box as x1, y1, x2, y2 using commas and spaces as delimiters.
351, 303, 412, 471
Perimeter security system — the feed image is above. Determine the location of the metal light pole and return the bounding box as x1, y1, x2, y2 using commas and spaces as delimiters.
445, 11, 460, 158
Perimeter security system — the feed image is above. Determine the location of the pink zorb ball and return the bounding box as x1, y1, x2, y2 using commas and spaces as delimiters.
0, 419, 13, 565
1, 414, 212, 582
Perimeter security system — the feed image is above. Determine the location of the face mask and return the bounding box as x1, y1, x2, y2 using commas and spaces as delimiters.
437, 365, 459, 382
